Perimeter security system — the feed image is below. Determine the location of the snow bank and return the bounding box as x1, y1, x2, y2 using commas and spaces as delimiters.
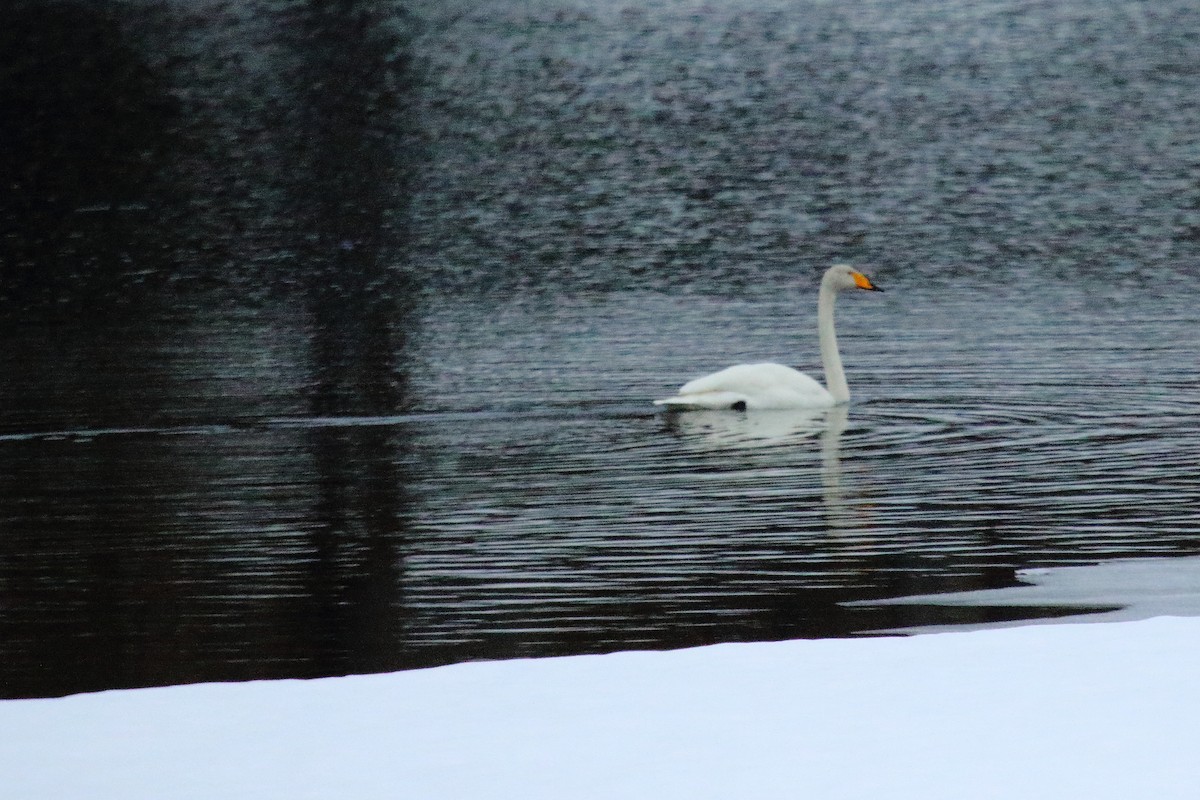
850, 555, 1200, 633
2, 616, 1198, 799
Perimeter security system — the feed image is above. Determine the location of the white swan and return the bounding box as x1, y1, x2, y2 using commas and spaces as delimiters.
654, 264, 882, 410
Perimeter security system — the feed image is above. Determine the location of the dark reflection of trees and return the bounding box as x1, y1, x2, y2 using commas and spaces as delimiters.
300, 428, 409, 677
0, 1, 178, 308
0, 1, 424, 696
276, 0, 420, 417
270, 1, 420, 677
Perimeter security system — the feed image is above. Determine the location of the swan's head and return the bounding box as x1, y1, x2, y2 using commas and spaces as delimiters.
825, 263, 883, 292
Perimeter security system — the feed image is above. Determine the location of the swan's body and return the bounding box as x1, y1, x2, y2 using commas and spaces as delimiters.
654, 264, 881, 410
662, 362, 834, 410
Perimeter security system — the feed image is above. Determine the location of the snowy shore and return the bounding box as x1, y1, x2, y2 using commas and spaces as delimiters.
3, 615, 1197, 800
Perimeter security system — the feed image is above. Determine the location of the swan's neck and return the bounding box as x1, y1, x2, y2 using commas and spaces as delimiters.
817, 280, 849, 403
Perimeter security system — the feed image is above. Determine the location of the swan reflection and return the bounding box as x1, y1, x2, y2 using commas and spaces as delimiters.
817, 405, 862, 534
662, 405, 870, 534
662, 406, 837, 448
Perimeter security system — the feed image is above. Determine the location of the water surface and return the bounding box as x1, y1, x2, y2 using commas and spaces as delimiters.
2, 0, 1200, 698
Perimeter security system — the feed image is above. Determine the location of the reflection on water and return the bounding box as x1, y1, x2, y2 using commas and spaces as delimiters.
664, 406, 836, 448
3, 0, 1200, 698
665, 406, 865, 534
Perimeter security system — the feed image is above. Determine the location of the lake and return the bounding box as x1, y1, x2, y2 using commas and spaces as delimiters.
2, 0, 1199, 698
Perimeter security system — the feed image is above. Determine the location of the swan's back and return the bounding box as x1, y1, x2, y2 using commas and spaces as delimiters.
655, 362, 834, 410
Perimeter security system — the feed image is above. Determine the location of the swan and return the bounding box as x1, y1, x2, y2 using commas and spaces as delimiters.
654, 264, 882, 410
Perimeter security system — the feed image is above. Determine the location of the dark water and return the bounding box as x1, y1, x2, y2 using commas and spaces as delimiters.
2, 0, 1200, 698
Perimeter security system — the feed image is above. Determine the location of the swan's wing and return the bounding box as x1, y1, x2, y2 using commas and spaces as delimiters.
658, 363, 833, 409
679, 363, 825, 397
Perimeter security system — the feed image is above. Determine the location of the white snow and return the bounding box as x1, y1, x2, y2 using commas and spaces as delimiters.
3, 613, 1199, 799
